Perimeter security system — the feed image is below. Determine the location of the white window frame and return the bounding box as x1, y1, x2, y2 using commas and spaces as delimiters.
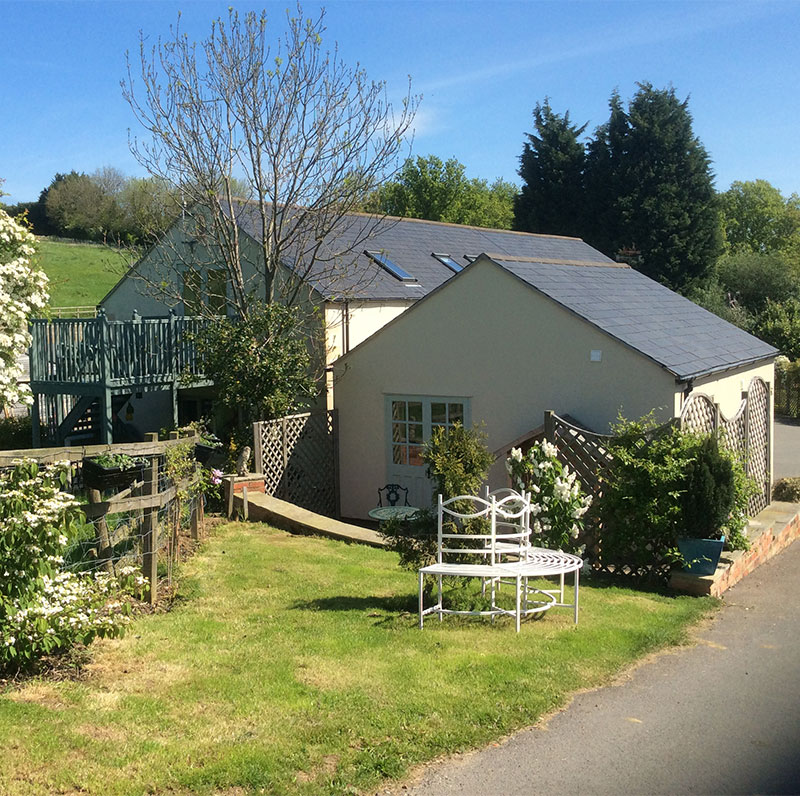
385, 395, 471, 473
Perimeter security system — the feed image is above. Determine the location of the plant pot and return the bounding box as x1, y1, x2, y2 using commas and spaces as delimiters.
195, 442, 221, 465
677, 536, 725, 576
82, 458, 146, 491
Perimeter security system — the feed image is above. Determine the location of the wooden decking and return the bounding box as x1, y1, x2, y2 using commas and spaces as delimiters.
29, 310, 213, 444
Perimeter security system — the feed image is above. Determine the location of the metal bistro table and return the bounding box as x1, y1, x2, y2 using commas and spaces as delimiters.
368, 505, 420, 521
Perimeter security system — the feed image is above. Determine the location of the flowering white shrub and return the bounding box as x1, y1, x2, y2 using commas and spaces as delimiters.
1, 460, 141, 671
0, 206, 49, 407
506, 441, 592, 552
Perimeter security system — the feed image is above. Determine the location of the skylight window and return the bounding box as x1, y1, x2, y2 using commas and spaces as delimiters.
432, 253, 463, 273
365, 250, 417, 282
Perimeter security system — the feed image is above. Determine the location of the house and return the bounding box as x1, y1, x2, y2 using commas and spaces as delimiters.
332, 253, 778, 520
85, 205, 633, 438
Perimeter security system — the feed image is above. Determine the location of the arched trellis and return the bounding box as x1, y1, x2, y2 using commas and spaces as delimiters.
680, 376, 771, 516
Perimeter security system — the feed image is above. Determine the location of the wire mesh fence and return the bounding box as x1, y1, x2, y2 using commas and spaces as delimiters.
0, 434, 206, 603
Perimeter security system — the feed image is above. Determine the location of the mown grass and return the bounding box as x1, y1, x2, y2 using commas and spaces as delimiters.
0, 522, 717, 795
37, 239, 134, 308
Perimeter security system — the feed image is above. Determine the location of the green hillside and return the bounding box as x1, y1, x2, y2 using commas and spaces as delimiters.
36, 239, 134, 309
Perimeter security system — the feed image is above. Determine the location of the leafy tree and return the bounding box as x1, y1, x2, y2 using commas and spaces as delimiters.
588, 83, 721, 290
752, 298, 800, 359
719, 180, 800, 255
123, 6, 417, 318
190, 302, 319, 421
45, 171, 113, 241
368, 154, 516, 229
514, 99, 587, 237
716, 250, 800, 313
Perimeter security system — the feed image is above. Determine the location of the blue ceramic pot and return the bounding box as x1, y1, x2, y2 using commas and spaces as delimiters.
677, 536, 725, 576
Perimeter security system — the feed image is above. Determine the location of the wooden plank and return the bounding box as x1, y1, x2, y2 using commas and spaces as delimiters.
83, 484, 179, 517
0, 433, 199, 465
141, 434, 159, 606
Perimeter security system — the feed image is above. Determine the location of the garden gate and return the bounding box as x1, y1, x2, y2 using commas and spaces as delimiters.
253, 410, 339, 518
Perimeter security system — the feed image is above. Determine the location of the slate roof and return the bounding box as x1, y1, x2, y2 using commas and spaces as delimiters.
232, 203, 777, 380
491, 256, 778, 381
231, 203, 608, 301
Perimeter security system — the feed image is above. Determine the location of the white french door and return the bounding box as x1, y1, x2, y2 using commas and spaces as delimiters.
385, 396, 470, 509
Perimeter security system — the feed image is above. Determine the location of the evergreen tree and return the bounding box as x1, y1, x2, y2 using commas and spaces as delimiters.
589, 83, 722, 289
514, 99, 587, 237
583, 91, 627, 257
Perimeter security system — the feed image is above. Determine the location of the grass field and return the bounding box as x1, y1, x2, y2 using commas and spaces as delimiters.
0, 522, 717, 795
37, 239, 135, 308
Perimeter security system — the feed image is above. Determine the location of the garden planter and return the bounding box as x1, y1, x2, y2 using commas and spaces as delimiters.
677, 536, 725, 576
82, 458, 146, 491
194, 442, 221, 465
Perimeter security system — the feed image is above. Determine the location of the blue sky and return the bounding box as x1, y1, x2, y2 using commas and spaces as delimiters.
2, 0, 799, 205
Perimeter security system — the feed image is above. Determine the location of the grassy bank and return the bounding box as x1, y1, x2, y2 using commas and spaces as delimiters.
37, 239, 134, 308
0, 522, 716, 795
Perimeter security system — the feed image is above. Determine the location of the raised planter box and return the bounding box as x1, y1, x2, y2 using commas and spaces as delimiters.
82, 458, 146, 491
194, 442, 221, 465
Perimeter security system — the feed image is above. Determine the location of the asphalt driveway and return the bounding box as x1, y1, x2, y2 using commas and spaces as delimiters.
393, 539, 800, 796
774, 417, 800, 480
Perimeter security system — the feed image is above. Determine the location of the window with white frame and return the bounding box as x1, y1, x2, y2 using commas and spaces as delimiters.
388, 396, 468, 467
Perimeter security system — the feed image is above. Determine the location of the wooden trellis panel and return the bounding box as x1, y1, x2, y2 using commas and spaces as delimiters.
541, 376, 772, 582
253, 410, 339, 518
746, 378, 770, 516
680, 377, 771, 516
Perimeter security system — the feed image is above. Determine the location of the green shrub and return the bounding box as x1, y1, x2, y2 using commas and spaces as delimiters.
596, 417, 754, 571
773, 477, 800, 502
0, 415, 32, 450
380, 423, 493, 571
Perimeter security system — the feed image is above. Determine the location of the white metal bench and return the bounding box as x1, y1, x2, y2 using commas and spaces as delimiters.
418, 492, 582, 632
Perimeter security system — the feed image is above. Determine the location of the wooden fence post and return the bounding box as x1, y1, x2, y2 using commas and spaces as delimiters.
88, 488, 114, 575
141, 432, 159, 606
253, 421, 263, 475
544, 410, 555, 443
226, 475, 236, 518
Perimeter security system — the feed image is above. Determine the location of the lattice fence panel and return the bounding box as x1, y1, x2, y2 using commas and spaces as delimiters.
254, 411, 338, 517
746, 378, 770, 516
680, 393, 716, 435
550, 416, 613, 498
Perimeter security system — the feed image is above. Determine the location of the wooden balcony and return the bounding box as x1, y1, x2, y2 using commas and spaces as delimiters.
29, 310, 213, 444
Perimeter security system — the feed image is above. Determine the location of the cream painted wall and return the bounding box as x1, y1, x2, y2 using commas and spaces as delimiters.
334, 259, 679, 520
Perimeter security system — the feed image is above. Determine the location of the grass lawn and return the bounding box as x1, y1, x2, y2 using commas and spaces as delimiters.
37, 239, 135, 308
0, 522, 717, 795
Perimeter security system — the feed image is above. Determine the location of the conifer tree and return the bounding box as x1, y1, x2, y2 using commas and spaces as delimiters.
589, 83, 721, 289
514, 99, 587, 237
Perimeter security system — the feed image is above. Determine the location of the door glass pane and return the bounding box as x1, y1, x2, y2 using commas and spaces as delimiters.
431, 402, 446, 423
408, 402, 423, 422
392, 423, 407, 443
408, 445, 424, 466
392, 445, 407, 465
408, 423, 424, 444
448, 403, 464, 424
392, 401, 406, 421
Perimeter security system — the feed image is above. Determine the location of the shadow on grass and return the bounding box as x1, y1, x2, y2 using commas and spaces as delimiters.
291, 593, 419, 615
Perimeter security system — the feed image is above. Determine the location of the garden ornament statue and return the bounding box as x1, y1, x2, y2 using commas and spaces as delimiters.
237, 446, 251, 477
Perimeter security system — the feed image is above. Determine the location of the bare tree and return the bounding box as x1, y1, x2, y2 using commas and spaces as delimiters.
122, 5, 418, 320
